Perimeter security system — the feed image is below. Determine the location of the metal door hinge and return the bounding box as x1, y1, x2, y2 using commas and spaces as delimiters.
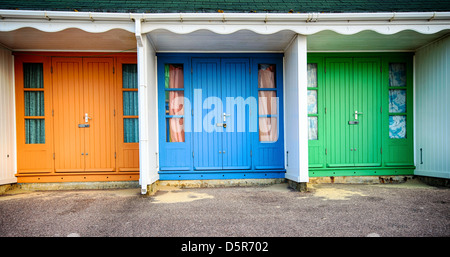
192, 151, 194, 158
53, 153, 55, 160
114, 152, 116, 159
250, 150, 252, 157
51, 66, 53, 73
380, 148, 383, 154
52, 109, 54, 117
114, 109, 116, 116
191, 67, 193, 73
325, 148, 327, 155
249, 67, 251, 74
113, 67, 115, 74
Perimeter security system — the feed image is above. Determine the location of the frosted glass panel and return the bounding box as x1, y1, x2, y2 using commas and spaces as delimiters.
123, 91, 138, 116
258, 91, 277, 115
389, 63, 406, 87
122, 64, 137, 89
308, 117, 318, 140
23, 63, 44, 89
25, 119, 45, 144
307, 90, 318, 114
258, 64, 276, 89
24, 91, 44, 116
259, 117, 278, 142
389, 115, 406, 139
166, 118, 185, 142
307, 63, 317, 88
124, 118, 139, 143
389, 89, 406, 113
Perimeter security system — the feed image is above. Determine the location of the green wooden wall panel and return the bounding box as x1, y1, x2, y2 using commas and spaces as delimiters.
308, 53, 414, 177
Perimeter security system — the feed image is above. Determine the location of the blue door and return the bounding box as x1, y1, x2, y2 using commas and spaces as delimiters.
193, 58, 252, 170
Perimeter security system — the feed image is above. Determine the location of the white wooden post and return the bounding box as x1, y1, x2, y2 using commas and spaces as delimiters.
136, 20, 159, 194
284, 34, 309, 185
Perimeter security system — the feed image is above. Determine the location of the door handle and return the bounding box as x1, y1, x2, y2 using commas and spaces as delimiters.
223, 112, 231, 122
85, 113, 92, 123
354, 110, 363, 120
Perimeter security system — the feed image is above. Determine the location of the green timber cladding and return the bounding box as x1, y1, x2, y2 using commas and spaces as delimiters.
0, 0, 450, 13
307, 53, 414, 177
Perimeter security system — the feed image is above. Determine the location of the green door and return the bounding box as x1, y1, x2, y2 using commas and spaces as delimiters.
325, 58, 382, 168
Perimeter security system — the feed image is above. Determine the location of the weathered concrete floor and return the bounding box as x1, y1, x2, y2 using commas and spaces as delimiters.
0, 179, 449, 237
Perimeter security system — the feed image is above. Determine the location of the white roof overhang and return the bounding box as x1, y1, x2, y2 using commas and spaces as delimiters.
0, 10, 449, 52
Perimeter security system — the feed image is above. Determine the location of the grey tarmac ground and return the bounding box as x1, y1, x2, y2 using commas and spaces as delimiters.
0, 178, 449, 238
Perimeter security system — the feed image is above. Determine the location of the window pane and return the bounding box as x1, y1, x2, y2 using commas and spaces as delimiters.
258, 64, 276, 88
389, 63, 406, 87
123, 91, 138, 116
23, 63, 44, 89
165, 64, 184, 89
308, 117, 318, 140
122, 64, 138, 89
166, 91, 185, 116
24, 91, 44, 116
307, 63, 318, 88
259, 117, 278, 142
124, 118, 139, 143
25, 119, 45, 144
166, 118, 185, 142
258, 91, 277, 115
389, 89, 406, 113
307, 90, 318, 114
389, 115, 406, 139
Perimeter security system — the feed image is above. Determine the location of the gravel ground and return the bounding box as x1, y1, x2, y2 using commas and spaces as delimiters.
0, 179, 449, 237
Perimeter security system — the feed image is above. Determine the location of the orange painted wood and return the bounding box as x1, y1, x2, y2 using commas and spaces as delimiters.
52, 57, 85, 172
17, 173, 139, 183
83, 58, 116, 171
15, 52, 139, 182
53, 57, 116, 172
15, 55, 54, 174
116, 57, 139, 171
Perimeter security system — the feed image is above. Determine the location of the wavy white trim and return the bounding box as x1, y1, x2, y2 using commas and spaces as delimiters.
0, 9, 449, 35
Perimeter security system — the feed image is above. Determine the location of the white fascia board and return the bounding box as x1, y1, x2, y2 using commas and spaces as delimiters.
0, 9, 136, 33
140, 12, 450, 36
1, 10, 450, 35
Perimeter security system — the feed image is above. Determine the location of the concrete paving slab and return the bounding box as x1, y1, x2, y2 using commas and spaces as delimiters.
0, 178, 449, 237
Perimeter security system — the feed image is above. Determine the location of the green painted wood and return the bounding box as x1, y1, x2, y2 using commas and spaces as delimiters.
352, 58, 382, 167
308, 53, 414, 177
325, 57, 382, 167
325, 58, 354, 167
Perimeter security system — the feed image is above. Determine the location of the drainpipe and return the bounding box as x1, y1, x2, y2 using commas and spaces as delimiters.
135, 18, 149, 195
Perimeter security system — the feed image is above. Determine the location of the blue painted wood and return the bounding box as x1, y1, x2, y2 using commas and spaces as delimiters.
157, 56, 192, 171
192, 58, 223, 170
221, 58, 252, 170
252, 57, 285, 169
157, 54, 285, 179
159, 170, 286, 180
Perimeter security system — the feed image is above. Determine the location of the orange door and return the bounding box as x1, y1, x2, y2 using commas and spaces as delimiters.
52, 57, 115, 172
83, 58, 116, 172
52, 58, 85, 172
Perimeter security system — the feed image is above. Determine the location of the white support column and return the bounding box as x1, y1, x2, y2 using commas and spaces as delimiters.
284, 34, 309, 184
136, 20, 159, 194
